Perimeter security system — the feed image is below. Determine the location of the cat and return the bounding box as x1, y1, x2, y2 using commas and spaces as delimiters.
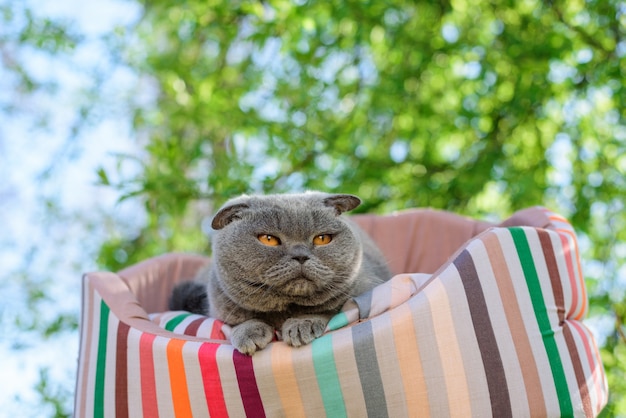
169, 192, 391, 355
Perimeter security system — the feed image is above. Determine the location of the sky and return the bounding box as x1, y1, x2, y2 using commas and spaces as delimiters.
0, 0, 142, 414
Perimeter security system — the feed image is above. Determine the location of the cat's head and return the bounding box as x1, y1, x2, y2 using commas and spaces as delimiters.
210, 192, 363, 313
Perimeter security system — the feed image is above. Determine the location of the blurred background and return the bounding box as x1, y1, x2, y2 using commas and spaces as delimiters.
1, 0, 625, 416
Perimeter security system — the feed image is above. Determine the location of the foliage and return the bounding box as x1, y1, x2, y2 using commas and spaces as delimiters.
106, 0, 626, 241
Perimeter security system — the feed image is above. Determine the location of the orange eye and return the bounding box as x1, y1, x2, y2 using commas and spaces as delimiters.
258, 234, 281, 246
313, 234, 333, 245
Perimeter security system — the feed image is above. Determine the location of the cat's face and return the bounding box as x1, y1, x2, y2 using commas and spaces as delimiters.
210, 193, 363, 312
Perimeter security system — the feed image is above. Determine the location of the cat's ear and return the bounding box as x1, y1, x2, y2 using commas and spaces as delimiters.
212, 203, 250, 229
323, 194, 361, 215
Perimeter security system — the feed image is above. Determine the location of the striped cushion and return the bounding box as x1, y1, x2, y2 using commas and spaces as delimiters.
149, 273, 432, 343
75, 208, 608, 417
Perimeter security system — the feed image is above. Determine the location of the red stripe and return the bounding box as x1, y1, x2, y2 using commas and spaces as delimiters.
233, 350, 265, 417
198, 343, 228, 417
139, 333, 159, 417
115, 322, 130, 418
570, 320, 606, 414
211, 320, 226, 340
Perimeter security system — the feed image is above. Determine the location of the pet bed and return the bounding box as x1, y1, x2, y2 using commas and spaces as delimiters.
75, 207, 608, 417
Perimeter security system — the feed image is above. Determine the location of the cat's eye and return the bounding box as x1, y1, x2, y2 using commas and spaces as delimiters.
313, 234, 333, 245
258, 234, 281, 246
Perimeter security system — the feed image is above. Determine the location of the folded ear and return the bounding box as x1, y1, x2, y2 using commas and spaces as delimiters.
211, 202, 250, 230
322, 194, 361, 215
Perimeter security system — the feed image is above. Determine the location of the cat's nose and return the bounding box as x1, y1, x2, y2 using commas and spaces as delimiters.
292, 255, 309, 264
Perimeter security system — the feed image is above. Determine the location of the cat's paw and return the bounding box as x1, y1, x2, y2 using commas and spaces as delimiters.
282, 315, 329, 347
231, 319, 274, 355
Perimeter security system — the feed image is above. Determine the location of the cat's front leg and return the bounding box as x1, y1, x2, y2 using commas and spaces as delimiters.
230, 319, 274, 355
282, 314, 331, 347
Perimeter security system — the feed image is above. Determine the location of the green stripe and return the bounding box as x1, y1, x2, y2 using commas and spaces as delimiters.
327, 312, 349, 331
165, 313, 191, 331
94, 299, 110, 418
510, 227, 573, 416
312, 334, 347, 418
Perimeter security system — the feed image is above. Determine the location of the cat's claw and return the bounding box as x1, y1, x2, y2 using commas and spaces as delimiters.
231, 320, 274, 355
282, 316, 328, 347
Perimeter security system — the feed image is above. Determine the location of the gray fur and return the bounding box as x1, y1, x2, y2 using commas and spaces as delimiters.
171, 191, 391, 355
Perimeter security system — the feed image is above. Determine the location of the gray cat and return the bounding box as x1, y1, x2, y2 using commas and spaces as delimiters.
169, 192, 391, 355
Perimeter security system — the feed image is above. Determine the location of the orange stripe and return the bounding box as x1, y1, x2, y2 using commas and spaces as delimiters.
486, 232, 547, 416
167, 339, 193, 417
389, 274, 411, 309
139, 333, 159, 417
391, 302, 429, 416
547, 213, 568, 224
425, 278, 472, 418
558, 231, 587, 319
270, 343, 306, 417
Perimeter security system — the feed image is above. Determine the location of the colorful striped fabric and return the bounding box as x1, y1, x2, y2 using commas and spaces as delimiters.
75, 207, 608, 417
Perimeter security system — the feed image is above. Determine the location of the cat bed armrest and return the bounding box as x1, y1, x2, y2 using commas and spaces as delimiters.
75, 207, 608, 417
117, 252, 209, 314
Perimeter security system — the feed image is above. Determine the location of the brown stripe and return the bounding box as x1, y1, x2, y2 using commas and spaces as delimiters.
563, 326, 593, 417
184, 317, 206, 336
537, 230, 566, 324
484, 233, 547, 416
538, 230, 593, 417
454, 249, 512, 418
115, 321, 130, 418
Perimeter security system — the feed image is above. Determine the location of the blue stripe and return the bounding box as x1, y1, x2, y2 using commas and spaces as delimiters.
327, 312, 350, 331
